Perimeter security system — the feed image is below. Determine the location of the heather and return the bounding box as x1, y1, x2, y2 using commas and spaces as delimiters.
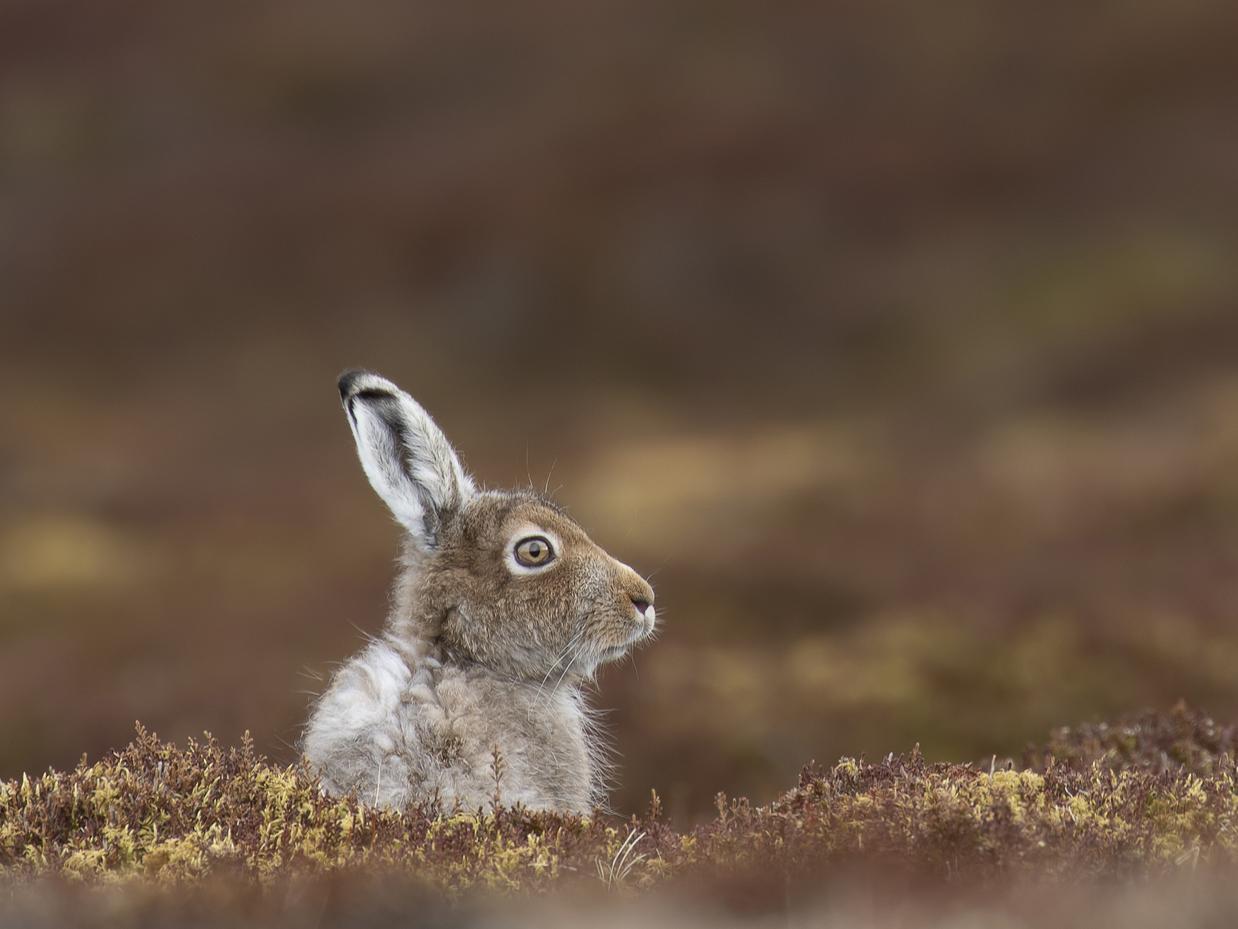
4, 705, 1237, 897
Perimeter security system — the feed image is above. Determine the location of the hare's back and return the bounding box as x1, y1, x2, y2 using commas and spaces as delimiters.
303, 640, 443, 807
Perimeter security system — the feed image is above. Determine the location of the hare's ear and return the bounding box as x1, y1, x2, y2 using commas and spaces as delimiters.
337, 370, 476, 548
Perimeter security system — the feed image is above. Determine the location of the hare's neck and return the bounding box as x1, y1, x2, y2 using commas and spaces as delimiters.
385, 561, 446, 666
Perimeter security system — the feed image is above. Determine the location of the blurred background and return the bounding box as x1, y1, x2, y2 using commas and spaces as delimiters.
2, 0, 1238, 823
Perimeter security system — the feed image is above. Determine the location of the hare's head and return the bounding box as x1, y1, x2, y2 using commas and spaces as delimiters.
338, 370, 656, 682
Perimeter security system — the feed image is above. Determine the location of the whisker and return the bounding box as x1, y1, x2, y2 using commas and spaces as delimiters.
274, 734, 301, 755
531, 628, 585, 711
347, 621, 383, 648
643, 557, 671, 583
546, 637, 587, 698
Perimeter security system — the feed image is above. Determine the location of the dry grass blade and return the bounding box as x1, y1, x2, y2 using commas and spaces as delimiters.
596, 828, 646, 890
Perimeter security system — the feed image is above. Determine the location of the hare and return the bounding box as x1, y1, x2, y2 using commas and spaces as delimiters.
303, 370, 656, 813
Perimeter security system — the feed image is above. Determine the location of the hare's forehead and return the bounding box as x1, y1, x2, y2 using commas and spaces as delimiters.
462, 492, 587, 546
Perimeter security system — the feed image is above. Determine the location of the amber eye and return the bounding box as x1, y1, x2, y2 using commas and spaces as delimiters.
514, 536, 555, 567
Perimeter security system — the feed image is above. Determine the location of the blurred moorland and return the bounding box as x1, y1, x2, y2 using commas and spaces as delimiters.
2, 0, 1238, 822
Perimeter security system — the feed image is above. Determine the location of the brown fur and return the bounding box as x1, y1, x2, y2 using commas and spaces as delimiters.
303, 371, 655, 812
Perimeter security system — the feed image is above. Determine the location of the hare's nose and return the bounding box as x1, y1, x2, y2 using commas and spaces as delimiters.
630, 596, 652, 616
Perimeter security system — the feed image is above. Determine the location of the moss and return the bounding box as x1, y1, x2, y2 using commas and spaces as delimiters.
3, 708, 1238, 899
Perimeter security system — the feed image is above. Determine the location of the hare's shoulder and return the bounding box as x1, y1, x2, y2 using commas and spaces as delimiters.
309, 639, 445, 735
303, 638, 449, 804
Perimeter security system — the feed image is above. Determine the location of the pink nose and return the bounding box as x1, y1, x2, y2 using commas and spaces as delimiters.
631, 597, 651, 616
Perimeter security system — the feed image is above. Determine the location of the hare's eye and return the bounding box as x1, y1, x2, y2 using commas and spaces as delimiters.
514, 536, 555, 567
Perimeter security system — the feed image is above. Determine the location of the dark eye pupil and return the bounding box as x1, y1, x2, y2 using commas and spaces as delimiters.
516, 537, 552, 566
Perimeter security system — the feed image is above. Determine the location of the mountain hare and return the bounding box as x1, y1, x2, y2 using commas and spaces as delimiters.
303, 370, 656, 813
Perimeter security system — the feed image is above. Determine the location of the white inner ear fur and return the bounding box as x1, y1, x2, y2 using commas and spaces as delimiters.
503, 525, 564, 576
348, 400, 426, 533
344, 377, 476, 548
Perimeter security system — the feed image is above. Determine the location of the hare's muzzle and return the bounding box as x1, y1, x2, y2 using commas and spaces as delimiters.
608, 555, 656, 638
629, 596, 656, 639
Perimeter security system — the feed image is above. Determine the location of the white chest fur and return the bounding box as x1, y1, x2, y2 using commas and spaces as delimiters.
303, 636, 596, 812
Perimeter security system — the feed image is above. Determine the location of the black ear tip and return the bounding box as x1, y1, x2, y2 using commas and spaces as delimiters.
338, 369, 369, 400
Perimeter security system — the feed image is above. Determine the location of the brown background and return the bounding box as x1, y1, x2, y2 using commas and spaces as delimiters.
3, 0, 1238, 822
